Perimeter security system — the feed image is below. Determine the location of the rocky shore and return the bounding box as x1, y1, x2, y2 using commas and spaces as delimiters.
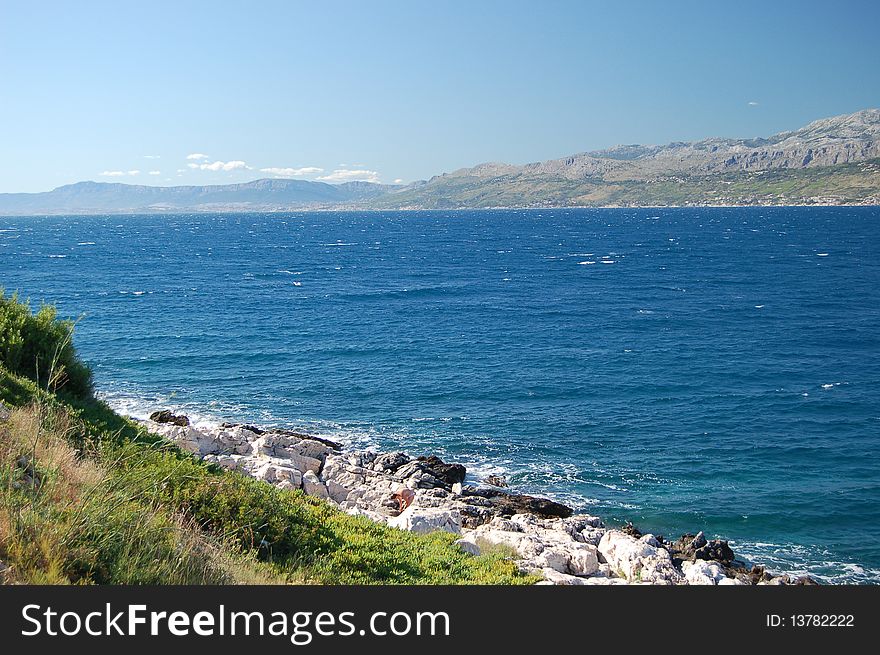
143, 410, 816, 586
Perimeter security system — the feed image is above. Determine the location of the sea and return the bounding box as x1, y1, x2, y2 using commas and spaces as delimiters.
2, 207, 878, 584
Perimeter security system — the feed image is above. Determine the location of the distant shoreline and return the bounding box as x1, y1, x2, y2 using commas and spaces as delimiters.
1, 202, 879, 217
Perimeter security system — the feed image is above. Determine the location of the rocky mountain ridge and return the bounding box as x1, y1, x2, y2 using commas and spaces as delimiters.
1, 109, 877, 213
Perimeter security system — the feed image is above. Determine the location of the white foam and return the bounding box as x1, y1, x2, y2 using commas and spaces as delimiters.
77, 241, 96, 246
48, 254, 67, 258
578, 261, 596, 265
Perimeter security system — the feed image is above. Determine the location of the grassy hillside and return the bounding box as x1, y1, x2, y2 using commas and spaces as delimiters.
0, 292, 532, 585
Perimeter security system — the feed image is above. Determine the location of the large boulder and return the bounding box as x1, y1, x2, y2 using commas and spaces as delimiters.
302, 470, 328, 498
372, 452, 411, 473
682, 559, 727, 585
149, 410, 190, 426
415, 455, 466, 487
460, 487, 573, 519
387, 506, 462, 535
670, 531, 737, 567
598, 530, 684, 585
251, 434, 324, 473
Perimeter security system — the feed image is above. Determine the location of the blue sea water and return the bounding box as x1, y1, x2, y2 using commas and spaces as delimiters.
2, 207, 879, 583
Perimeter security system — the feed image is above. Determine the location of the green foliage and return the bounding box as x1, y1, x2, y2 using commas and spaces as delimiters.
1, 358, 532, 585
0, 292, 92, 398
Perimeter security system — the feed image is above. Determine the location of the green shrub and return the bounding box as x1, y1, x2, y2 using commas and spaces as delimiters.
0, 291, 92, 398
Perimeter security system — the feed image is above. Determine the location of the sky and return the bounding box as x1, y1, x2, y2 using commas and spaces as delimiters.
1, 0, 878, 192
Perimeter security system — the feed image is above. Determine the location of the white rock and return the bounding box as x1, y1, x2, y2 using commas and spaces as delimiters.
302, 470, 328, 498
273, 465, 303, 488
454, 536, 481, 556
682, 559, 727, 585
540, 568, 591, 585
535, 548, 571, 574
598, 530, 684, 585
254, 462, 277, 483
326, 480, 352, 504
251, 435, 324, 472
640, 534, 661, 548
470, 529, 544, 559
567, 543, 600, 576
580, 527, 606, 545
387, 506, 462, 535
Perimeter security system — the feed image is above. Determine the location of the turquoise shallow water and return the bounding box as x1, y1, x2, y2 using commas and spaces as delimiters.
2, 207, 879, 583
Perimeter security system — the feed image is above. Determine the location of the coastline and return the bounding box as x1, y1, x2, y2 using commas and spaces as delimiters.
1, 201, 879, 216
139, 408, 816, 586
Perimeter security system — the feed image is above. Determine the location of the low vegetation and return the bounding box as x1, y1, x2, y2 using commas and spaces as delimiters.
0, 293, 531, 585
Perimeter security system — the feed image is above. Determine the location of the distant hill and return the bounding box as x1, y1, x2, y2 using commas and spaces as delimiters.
0, 178, 397, 214
1, 109, 878, 214
374, 108, 880, 208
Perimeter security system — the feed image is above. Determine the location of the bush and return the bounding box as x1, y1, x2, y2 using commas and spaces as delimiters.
0, 291, 92, 398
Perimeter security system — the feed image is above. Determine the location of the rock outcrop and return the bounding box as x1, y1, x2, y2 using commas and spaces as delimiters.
149, 410, 190, 426
140, 412, 809, 586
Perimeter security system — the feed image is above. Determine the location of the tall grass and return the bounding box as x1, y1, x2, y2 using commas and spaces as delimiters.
0, 403, 267, 584
0, 294, 532, 585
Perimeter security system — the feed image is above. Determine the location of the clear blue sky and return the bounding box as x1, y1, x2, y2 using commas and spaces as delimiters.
1, 0, 878, 192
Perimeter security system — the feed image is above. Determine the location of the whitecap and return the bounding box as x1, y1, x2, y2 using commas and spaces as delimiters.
755, 305, 765, 309
48, 254, 67, 258
77, 241, 96, 246
577, 261, 595, 265
816, 253, 829, 257
600, 260, 615, 264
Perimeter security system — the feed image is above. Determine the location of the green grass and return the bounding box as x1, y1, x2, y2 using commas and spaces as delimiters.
0, 295, 533, 585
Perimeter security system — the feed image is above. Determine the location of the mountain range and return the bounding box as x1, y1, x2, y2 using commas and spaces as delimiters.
2, 109, 878, 214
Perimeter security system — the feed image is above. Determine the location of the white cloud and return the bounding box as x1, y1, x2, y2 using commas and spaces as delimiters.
100, 170, 140, 177
317, 169, 381, 183
393, 178, 404, 184
190, 160, 250, 172
748, 101, 759, 106
186, 153, 210, 160
143, 155, 161, 159
148, 170, 161, 175
259, 166, 324, 178
176, 168, 187, 173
